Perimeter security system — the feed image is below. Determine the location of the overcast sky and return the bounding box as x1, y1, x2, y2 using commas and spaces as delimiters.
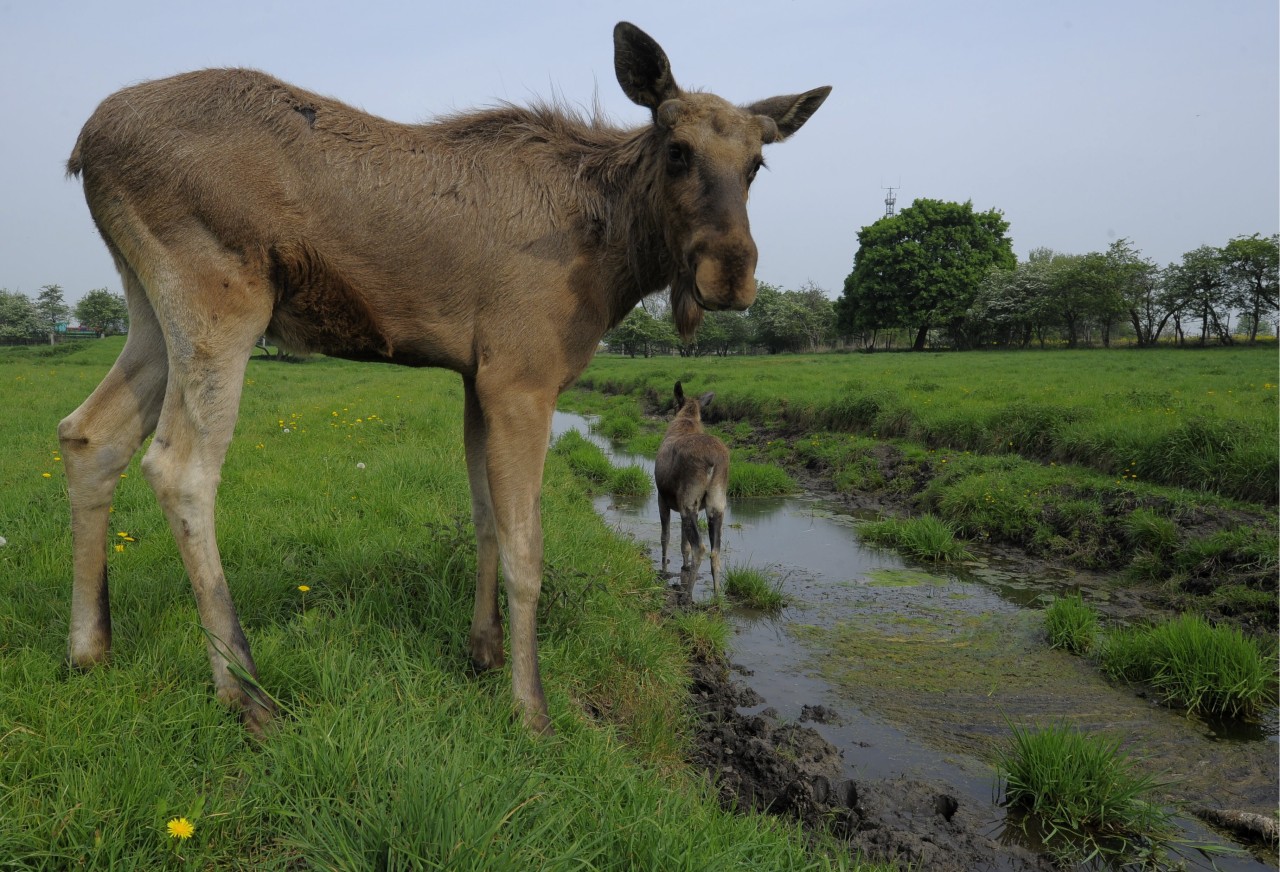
2, 1, 1276, 306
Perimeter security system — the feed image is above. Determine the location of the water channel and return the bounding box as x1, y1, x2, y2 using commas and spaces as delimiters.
551, 410, 1278, 871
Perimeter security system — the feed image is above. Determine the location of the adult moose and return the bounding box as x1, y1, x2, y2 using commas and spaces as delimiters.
656, 382, 730, 601
60, 22, 829, 735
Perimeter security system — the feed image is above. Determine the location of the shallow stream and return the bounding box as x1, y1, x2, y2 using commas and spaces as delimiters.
552, 411, 1278, 871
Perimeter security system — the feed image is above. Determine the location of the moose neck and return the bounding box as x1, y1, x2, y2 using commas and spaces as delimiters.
573, 125, 684, 328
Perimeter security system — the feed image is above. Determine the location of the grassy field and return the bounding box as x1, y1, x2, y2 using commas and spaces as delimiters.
566, 348, 1278, 632
578, 347, 1278, 505
0, 339, 868, 870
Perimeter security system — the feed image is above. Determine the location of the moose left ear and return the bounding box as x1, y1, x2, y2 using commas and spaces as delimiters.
746, 86, 832, 140
614, 22, 681, 111
699, 392, 716, 412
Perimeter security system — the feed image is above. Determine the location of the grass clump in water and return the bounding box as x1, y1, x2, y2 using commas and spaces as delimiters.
998, 721, 1175, 866
727, 461, 795, 498
724, 564, 785, 611
552, 430, 613, 483
1097, 613, 1277, 719
1044, 593, 1097, 655
859, 514, 974, 562
608, 465, 651, 497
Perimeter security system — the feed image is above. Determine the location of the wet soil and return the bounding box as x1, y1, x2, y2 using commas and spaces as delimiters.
685, 644, 1053, 871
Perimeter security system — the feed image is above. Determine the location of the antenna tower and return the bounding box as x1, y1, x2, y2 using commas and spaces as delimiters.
883, 184, 898, 218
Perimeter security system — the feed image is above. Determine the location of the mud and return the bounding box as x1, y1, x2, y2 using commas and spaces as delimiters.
687, 647, 1053, 871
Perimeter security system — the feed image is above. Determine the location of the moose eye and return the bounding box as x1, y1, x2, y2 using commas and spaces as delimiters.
667, 143, 689, 169
748, 157, 766, 183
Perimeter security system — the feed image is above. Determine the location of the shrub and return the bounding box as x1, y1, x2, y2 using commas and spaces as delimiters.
1044, 594, 1097, 655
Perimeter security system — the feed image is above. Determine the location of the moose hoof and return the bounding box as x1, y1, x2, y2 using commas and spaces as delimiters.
469, 629, 505, 673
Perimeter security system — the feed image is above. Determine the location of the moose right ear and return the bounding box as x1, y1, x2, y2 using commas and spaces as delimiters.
673, 381, 685, 407
614, 22, 680, 111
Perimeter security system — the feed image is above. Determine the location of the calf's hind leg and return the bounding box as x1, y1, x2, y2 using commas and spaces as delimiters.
140, 255, 275, 735
59, 268, 168, 668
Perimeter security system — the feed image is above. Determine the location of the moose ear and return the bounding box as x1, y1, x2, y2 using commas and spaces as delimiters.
614, 22, 680, 111
673, 381, 685, 407
745, 86, 832, 140
699, 392, 715, 412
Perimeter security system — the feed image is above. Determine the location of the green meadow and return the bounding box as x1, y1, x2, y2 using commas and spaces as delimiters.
0, 339, 871, 870
578, 347, 1278, 505
568, 348, 1278, 632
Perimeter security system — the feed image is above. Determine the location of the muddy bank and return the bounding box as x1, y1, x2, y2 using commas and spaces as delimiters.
686, 646, 1053, 871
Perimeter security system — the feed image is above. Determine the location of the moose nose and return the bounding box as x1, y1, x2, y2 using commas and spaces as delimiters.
692, 240, 757, 311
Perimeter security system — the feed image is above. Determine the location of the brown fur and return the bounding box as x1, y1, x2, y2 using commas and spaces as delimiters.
655, 382, 731, 600
59, 22, 828, 734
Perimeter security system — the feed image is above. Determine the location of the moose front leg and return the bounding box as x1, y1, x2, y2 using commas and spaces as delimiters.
476, 378, 556, 734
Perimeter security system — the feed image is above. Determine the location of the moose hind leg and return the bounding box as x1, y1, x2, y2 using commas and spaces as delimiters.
679, 507, 704, 600
706, 508, 724, 598
658, 492, 672, 574
59, 272, 167, 668
141, 263, 275, 734
463, 378, 503, 672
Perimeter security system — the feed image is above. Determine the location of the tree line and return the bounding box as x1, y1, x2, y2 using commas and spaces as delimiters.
838, 199, 1276, 350
605, 197, 1277, 354
0, 285, 128, 344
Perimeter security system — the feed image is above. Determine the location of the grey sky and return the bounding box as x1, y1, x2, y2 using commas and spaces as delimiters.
2, 1, 1276, 306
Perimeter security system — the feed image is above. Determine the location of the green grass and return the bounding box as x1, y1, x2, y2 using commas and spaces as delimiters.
577, 348, 1279, 504
566, 356, 1276, 631
1044, 594, 1098, 655
609, 464, 652, 496
1097, 614, 1277, 718
0, 338, 874, 870
723, 564, 786, 611
727, 461, 795, 498
998, 721, 1175, 866
551, 429, 614, 482
858, 514, 974, 562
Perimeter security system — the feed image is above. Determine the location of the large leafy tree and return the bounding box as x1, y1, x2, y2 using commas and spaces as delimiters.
35, 284, 70, 345
0, 290, 40, 339
1222, 233, 1279, 343
971, 251, 1057, 348
1167, 245, 1234, 345
74, 288, 130, 336
839, 199, 1015, 350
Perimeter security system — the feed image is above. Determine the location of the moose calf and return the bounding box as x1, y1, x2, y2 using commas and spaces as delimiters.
655, 382, 730, 600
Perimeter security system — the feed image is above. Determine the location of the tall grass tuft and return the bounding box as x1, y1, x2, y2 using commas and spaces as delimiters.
551, 429, 612, 482
723, 564, 786, 611
608, 464, 652, 496
727, 461, 795, 498
998, 722, 1174, 865
1098, 614, 1277, 718
1044, 593, 1097, 655
859, 514, 974, 562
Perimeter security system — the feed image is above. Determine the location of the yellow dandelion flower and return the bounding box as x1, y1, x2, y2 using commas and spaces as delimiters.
42, 472, 52, 478
166, 817, 194, 840
114, 544, 125, 552
297, 585, 311, 592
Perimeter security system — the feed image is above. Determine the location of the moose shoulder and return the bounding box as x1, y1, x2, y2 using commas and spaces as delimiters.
60, 21, 829, 734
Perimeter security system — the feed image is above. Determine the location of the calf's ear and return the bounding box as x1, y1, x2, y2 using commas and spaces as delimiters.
699, 392, 715, 412
746, 86, 832, 140
614, 22, 681, 112
673, 381, 685, 407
